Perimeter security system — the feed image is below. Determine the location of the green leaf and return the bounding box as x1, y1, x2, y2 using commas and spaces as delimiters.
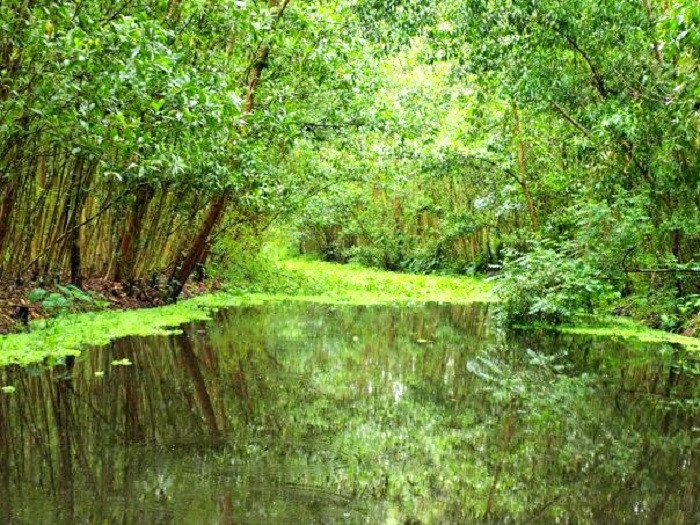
28, 288, 47, 303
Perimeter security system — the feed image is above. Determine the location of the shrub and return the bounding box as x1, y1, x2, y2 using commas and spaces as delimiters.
496, 244, 618, 325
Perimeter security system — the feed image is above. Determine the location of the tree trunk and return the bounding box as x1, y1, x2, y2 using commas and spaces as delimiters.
68, 159, 92, 287
168, 193, 227, 300
0, 178, 17, 260
671, 228, 684, 297
166, 0, 289, 300
114, 183, 155, 285
69, 230, 81, 286
512, 100, 539, 232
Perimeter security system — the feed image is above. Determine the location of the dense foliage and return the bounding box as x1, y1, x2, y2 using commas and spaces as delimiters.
0, 0, 698, 331
293, 0, 700, 330
496, 243, 618, 325
0, 0, 372, 298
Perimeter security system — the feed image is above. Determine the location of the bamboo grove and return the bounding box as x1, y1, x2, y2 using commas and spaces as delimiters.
0, 0, 370, 297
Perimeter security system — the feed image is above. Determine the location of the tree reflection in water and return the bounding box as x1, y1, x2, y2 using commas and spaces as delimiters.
0, 303, 697, 523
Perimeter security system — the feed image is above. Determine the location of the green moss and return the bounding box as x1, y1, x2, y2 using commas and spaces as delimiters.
558, 316, 700, 350
0, 260, 493, 367
520, 315, 700, 351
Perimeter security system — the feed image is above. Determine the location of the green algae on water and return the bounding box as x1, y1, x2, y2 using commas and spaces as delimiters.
559, 316, 700, 350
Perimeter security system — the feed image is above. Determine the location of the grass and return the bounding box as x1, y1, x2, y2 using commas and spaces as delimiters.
274, 259, 495, 304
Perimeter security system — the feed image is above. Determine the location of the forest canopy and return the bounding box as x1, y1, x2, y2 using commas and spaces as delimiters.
0, 0, 698, 331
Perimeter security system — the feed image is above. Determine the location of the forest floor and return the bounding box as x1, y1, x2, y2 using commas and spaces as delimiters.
0, 259, 697, 368
0, 277, 221, 335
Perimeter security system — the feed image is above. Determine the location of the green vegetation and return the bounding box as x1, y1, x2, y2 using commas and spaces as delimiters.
2, 259, 698, 367
495, 242, 619, 325
1, 4, 698, 519
0, 0, 697, 335
558, 317, 700, 350
0, 259, 492, 366
0, 0, 374, 300
273, 259, 495, 304
290, 1, 700, 333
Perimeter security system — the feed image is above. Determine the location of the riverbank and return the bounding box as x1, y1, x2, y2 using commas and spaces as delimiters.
0, 260, 493, 367
0, 259, 698, 367
0, 277, 220, 335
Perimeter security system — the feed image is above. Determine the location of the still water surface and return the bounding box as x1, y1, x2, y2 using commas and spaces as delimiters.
0, 302, 697, 523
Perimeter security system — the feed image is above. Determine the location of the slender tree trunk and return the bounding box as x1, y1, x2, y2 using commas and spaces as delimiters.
169, 193, 228, 299
0, 177, 17, 260
512, 100, 539, 232
69, 231, 81, 286
114, 183, 155, 285
671, 228, 684, 297
68, 159, 92, 287
642, 0, 664, 64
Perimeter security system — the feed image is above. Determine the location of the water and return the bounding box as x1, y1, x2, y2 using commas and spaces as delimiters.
0, 302, 697, 523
